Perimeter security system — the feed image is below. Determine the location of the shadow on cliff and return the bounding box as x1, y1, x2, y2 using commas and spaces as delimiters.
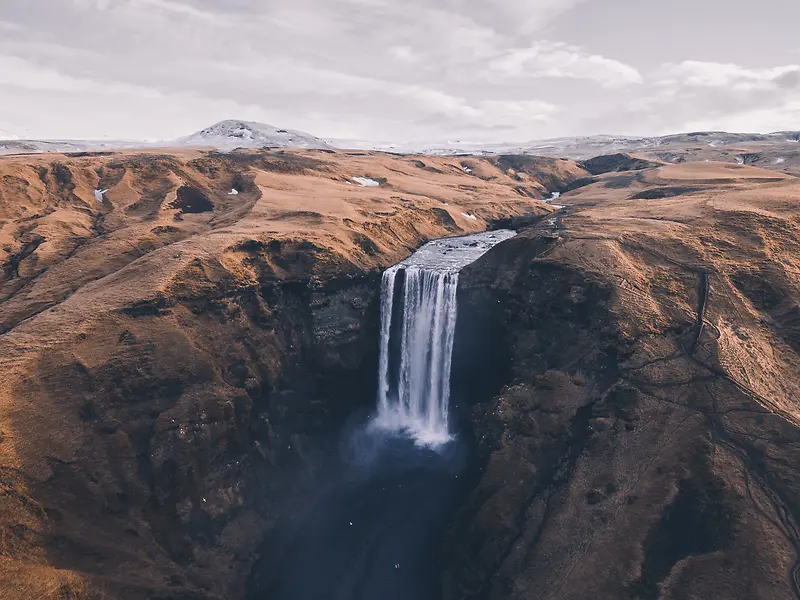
246, 419, 468, 600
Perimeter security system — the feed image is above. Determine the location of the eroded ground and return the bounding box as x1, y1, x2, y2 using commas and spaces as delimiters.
1, 148, 799, 600
449, 159, 800, 600
0, 148, 571, 599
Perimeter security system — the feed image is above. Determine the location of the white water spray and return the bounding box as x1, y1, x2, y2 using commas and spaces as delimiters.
373, 230, 515, 447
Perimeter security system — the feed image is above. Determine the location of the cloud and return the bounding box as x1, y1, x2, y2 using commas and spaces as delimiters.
397, 87, 557, 121
669, 100, 800, 135
776, 70, 800, 89
68, 0, 113, 9
3, 0, 799, 142
0, 47, 560, 141
0, 53, 297, 139
391, 87, 560, 140
475, 0, 591, 34
0, 54, 165, 97
208, 59, 396, 96
478, 99, 561, 125
203, 56, 560, 135
395, 87, 481, 120
182, 0, 589, 35
0, 20, 24, 32
388, 46, 421, 64
132, 0, 222, 22
87, 0, 232, 28
0, 0, 585, 140
658, 60, 800, 91
617, 60, 800, 135
0, 75, 288, 140
485, 42, 642, 87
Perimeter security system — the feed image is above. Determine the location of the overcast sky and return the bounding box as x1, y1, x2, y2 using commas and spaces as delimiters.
2, 0, 800, 142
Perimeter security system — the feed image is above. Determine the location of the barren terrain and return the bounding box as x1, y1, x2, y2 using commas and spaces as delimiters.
0, 148, 569, 599
450, 158, 800, 599
1, 147, 799, 599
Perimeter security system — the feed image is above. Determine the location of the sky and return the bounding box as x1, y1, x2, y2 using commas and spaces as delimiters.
2, 0, 800, 143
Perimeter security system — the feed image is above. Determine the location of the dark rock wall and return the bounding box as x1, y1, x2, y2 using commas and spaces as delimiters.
579, 154, 661, 175
22, 270, 383, 599
442, 232, 800, 600
9, 208, 800, 600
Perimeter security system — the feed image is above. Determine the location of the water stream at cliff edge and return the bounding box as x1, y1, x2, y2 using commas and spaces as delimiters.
251, 230, 515, 600
373, 229, 516, 447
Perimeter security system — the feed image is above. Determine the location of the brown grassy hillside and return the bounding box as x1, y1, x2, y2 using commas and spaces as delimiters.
0, 148, 578, 599
2, 148, 800, 600
447, 160, 800, 600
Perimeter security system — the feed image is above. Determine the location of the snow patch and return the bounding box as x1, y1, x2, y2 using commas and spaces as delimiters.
462, 212, 478, 220
94, 189, 108, 202
352, 177, 380, 187
775, 157, 786, 164
228, 188, 239, 195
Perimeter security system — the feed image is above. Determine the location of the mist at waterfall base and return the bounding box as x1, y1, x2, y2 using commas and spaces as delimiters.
250, 231, 515, 600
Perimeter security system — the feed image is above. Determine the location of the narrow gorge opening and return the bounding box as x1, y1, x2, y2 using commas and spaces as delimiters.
247, 230, 515, 600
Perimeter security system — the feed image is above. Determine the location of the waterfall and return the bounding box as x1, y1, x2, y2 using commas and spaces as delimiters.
373, 230, 516, 447
376, 266, 459, 446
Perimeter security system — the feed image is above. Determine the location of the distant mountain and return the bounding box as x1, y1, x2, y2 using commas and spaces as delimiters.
334, 131, 800, 159
327, 135, 660, 157
176, 120, 332, 151
498, 130, 800, 158
2, 120, 800, 159
0, 120, 332, 156
0, 138, 149, 156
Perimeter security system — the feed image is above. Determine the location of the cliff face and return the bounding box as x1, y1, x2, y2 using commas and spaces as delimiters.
0, 149, 572, 599
5, 269, 382, 600
447, 162, 800, 600
3, 148, 800, 600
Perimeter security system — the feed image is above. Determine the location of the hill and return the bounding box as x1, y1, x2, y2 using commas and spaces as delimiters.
175, 120, 332, 151
0, 148, 799, 599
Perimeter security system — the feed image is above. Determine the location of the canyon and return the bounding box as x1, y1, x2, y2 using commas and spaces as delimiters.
1, 146, 799, 600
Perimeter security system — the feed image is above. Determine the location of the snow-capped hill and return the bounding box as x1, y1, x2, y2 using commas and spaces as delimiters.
332, 131, 800, 159
0, 138, 151, 156
0, 129, 19, 141
177, 120, 331, 151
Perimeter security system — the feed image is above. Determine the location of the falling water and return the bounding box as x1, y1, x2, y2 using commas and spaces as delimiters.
374, 230, 516, 447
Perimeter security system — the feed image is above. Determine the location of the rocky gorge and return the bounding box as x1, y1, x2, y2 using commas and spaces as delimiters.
1, 147, 799, 600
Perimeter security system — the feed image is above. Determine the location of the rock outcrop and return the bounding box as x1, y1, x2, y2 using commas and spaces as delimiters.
445, 161, 800, 600
0, 148, 565, 599
2, 149, 800, 600
579, 153, 661, 175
